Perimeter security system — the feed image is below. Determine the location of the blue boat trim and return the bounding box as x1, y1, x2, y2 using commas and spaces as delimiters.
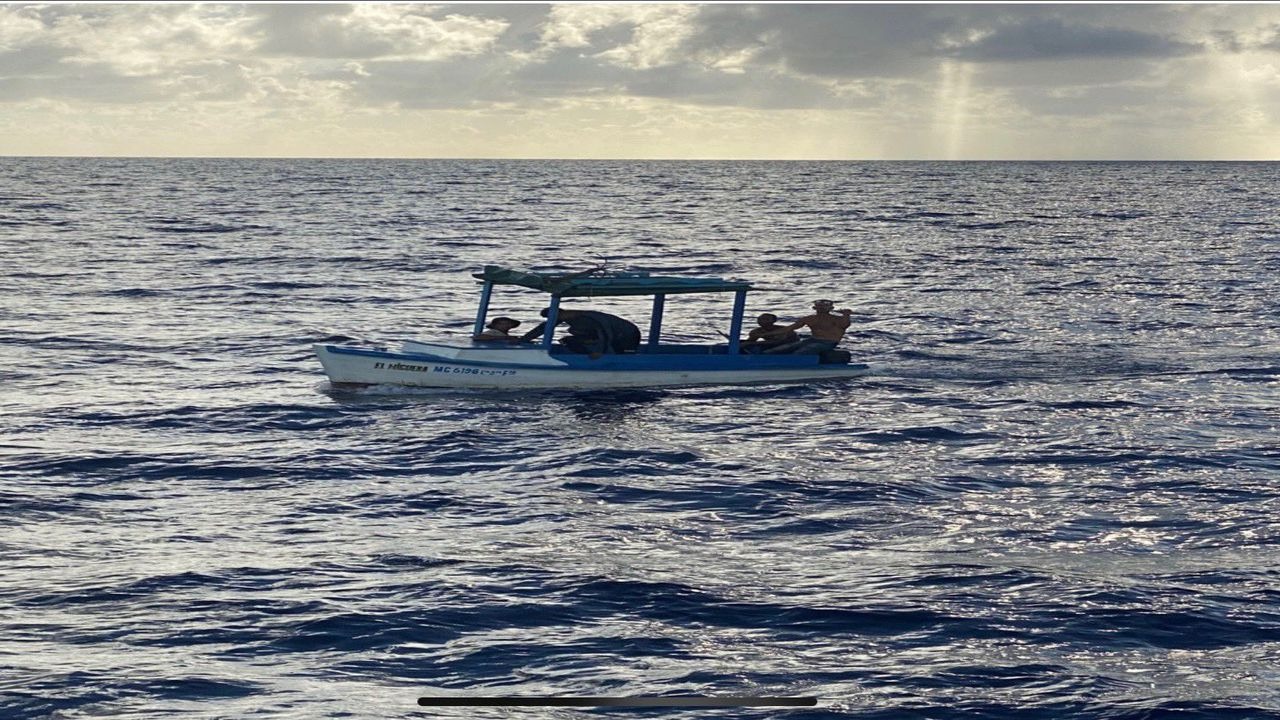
324, 345, 543, 370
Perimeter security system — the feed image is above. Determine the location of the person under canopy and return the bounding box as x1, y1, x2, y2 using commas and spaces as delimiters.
519, 308, 642, 355
473, 316, 523, 343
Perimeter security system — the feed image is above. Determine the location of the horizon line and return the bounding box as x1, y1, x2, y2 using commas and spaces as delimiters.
4, 155, 1279, 163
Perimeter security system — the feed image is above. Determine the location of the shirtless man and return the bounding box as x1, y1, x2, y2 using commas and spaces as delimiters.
767, 299, 854, 354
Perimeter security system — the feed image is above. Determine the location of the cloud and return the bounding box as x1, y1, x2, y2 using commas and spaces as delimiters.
0, 4, 50, 49
1260, 25, 1280, 52
0, 4, 512, 110
518, 4, 700, 71
689, 5, 958, 79
251, 4, 509, 61
0, 62, 167, 103
46, 5, 257, 74
618, 64, 841, 110
0, 4, 260, 103
352, 58, 522, 109
0, 44, 74, 75
492, 5, 955, 109
939, 16, 1202, 62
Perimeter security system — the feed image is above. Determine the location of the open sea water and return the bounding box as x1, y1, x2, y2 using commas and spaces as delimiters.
2, 158, 1279, 719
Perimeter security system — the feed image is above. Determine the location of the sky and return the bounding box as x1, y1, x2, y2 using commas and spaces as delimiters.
1, 3, 1279, 160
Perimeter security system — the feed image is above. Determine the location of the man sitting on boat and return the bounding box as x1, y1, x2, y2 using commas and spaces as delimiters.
766, 299, 854, 354
520, 308, 642, 355
473, 316, 523, 343
742, 313, 799, 354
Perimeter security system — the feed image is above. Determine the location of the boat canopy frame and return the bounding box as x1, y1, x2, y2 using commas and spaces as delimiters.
470, 265, 753, 354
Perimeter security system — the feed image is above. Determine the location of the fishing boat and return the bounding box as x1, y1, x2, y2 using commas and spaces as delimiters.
313, 265, 870, 389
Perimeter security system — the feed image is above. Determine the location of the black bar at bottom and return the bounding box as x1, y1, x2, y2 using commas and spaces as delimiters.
417, 696, 817, 708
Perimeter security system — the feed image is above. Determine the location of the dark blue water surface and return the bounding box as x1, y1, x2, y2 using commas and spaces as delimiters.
3, 158, 1280, 719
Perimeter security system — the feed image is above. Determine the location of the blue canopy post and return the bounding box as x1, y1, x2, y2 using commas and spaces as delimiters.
648, 293, 666, 349
726, 289, 747, 354
542, 295, 561, 351
472, 280, 494, 337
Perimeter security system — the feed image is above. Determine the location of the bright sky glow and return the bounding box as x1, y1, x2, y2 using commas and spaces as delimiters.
2, 3, 1279, 159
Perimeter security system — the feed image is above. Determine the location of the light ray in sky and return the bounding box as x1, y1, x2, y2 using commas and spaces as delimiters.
935, 59, 975, 160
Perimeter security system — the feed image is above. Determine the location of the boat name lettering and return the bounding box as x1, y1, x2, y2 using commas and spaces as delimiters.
432, 365, 517, 376
375, 362, 432, 372
373, 360, 516, 376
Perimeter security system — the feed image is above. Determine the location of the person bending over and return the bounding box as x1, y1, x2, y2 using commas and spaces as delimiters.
520, 308, 641, 355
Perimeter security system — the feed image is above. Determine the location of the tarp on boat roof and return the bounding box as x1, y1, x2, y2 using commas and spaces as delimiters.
472, 265, 752, 297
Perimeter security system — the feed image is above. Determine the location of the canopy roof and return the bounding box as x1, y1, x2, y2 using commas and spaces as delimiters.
473, 265, 752, 297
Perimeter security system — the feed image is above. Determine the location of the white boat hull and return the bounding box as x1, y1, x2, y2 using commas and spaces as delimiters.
314, 344, 869, 390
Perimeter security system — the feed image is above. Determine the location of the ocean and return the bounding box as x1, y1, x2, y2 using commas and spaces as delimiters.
2, 158, 1279, 718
